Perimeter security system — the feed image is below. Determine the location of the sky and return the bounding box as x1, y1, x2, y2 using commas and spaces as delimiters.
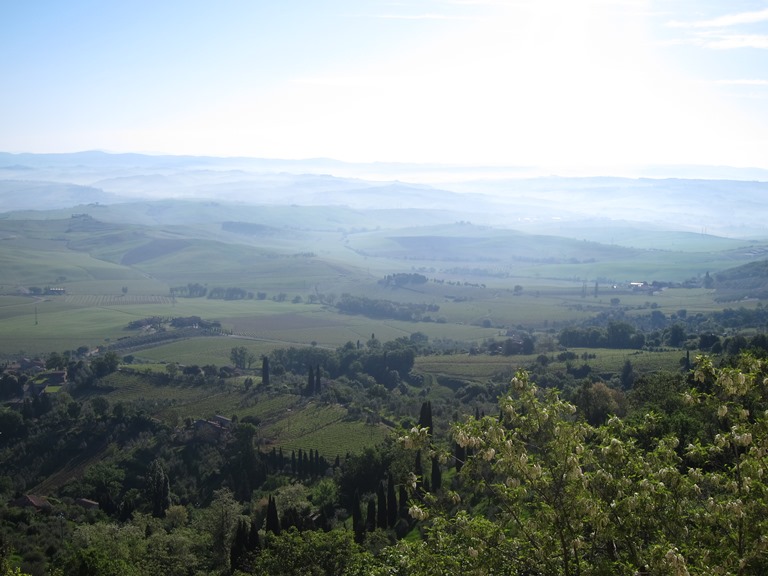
1, 0, 767, 171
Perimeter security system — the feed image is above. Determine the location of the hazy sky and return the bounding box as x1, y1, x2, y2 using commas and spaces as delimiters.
2, 0, 767, 169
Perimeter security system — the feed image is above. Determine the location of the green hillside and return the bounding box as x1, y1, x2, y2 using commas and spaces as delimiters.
713, 258, 768, 300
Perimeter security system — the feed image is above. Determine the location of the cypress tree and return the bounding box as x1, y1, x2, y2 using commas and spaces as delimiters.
387, 475, 397, 527
377, 482, 387, 529
291, 450, 296, 476
261, 356, 270, 387
399, 485, 409, 518
230, 517, 250, 570
147, 459, 170, 518
315, 364, 322, 394
414, 450, 424, 495
297, 449, 303, 478
266, 495, 281, 535
352, 490, 364, 543
621, 359, 635, 389
248, 517, 260, 551
431, 456, 442, 492
418, 401, 433, 436
307, 366, 314, 395
454, 442, 466, 473
366, 498, 376, 532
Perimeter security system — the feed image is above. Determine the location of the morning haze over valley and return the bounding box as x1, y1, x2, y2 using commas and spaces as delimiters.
2, 2, 768, 575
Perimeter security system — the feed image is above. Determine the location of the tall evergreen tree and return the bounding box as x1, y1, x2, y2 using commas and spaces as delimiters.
352, 490, 364, 543
376, 482, 388, 529
315, 364, 322, 394
418, 401, 433, 437
306, 366, 314, 396
230, 517, 250, 570
261, 356, 270, 387
414, 449, 424, 495
399, 485, 409, 519
146, 459, 170, 518
265, 495, 281, 535
366, 498, 376, 532
248, 517, 261, 552
454, 441, 466, 473
620, 359, 635, 389
387, 475, 398, 528
431, 456, 442, 492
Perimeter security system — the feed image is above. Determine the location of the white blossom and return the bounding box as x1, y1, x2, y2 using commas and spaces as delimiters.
408, 505, 428, 521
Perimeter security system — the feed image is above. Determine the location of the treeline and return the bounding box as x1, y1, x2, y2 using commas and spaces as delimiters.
169, 282, 208, 298
170, 283, 256, 300
557, 305, 768, 351
127, 315, 221, 330
378, 273, 428, 286
170, 282, 297, 302
268, 336, 417, 390
559, 321, 646, 349
336, 294, 439, 322
470, 334, 535, 356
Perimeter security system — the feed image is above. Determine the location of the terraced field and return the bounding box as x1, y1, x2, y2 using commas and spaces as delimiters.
260, 402, 390, 459
78, 371, 392, 459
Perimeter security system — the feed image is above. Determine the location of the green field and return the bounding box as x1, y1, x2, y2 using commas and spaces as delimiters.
1, 204, 764, 462
2, 207, 763, 358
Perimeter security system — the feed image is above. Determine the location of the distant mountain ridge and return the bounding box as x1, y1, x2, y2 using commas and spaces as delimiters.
0, 151, 766, 239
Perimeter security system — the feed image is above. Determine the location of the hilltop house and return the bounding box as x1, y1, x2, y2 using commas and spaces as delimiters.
10, 494, 52, 512
193, 415, 233, 441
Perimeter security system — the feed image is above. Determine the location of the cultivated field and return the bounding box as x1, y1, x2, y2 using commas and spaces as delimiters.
1, 204, 761, 461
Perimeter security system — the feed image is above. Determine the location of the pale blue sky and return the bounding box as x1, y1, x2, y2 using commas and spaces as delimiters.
2, 0, 767, 170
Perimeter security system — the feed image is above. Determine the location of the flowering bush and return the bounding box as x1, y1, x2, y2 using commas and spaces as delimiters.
392, 356, 768, 575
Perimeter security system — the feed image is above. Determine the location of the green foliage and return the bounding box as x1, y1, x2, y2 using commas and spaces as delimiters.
394, 358, 768, 575
336, 294, 440, 322
559, 321, 645, 349
245, 528, 367, 576
90, 351, 120, 379
204, 488, 242, 570
0, 544, 32, 576
145, 459, 170, 518
230, 346, 256, 370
